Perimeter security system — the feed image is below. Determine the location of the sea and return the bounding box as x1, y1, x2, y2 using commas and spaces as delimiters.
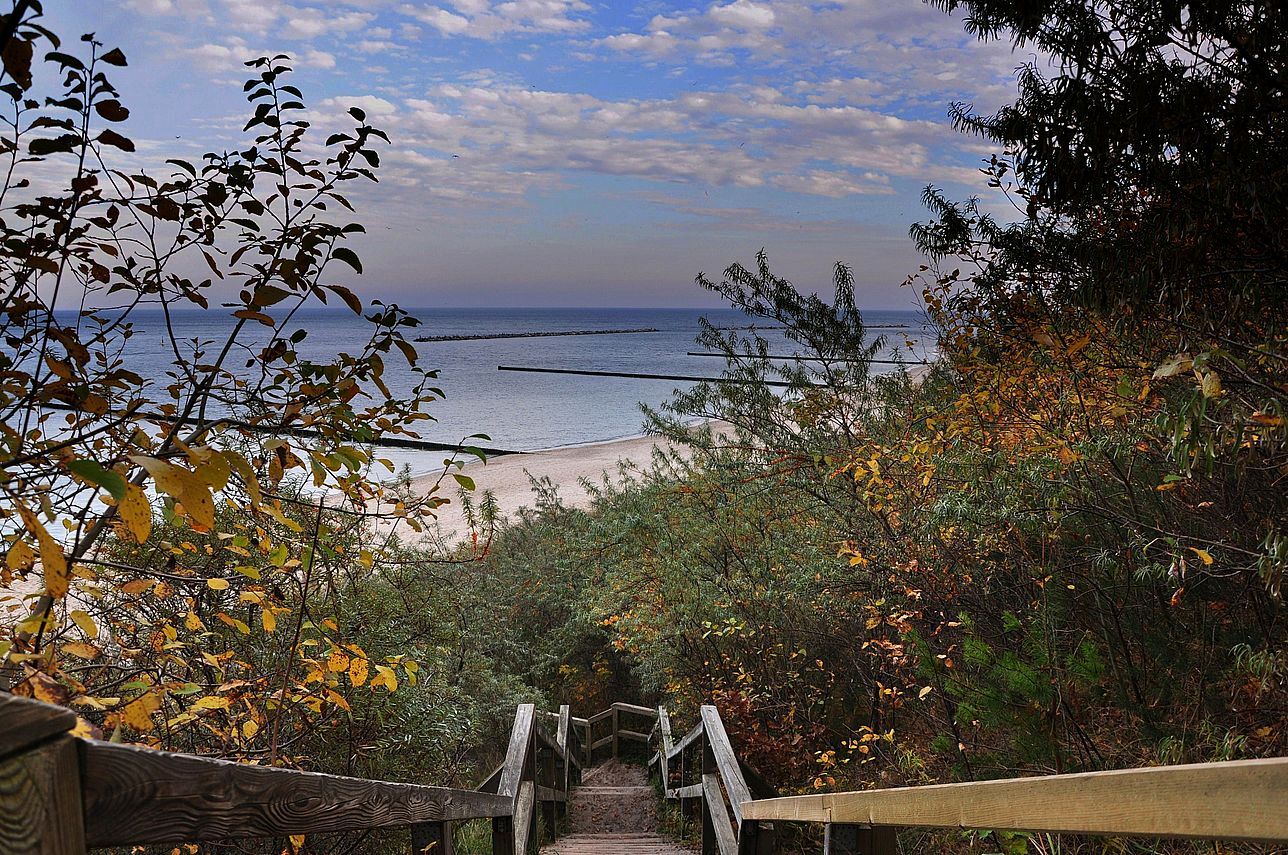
84, 307, 935, 475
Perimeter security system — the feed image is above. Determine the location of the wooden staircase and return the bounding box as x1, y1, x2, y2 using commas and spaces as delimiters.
540, 759, 694, 854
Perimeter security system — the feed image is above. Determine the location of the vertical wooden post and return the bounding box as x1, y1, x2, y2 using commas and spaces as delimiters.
700, 730, 715, 855
0, 695, 86, 855
611, 707, 619, 759
677, 741, 687, 839
411, 821, 453, 855
540, 744, 557, 839
738, 820, 776, 855
823, 824, 897, 855
491, 816, 514, 855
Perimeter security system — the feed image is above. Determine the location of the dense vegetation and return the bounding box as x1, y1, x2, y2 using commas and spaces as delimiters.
1, 1, 1284, 853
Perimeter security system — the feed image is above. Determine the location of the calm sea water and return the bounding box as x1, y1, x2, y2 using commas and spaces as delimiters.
83, 307, 934, 472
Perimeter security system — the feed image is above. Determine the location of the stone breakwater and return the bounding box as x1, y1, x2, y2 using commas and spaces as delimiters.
414, 328, 660, 342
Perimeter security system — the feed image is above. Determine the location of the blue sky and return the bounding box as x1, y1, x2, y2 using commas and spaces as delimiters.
62, 1, 1024, 308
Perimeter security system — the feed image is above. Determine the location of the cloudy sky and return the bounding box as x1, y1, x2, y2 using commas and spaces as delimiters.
58, 1, 1024, 308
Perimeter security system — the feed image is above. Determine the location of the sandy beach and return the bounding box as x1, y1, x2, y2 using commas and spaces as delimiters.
408, 430, 699, 542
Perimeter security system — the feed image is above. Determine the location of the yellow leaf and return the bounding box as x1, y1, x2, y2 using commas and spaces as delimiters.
242, 719, 259, 739
192, 695, 230, 710
184, 611, 204, 631
261, 607, 276, 633
130, 456, 216, 530
18, 506, 68, 598
370, 665, 398, 692
328, 651, 350, 672
289, 835, 306, 851
348, 657, 368, 687
117, 483, 152, 544
63, 641, 101, 660
1190, 547, 1214, 566
119, 693, 161, 732
918, 686, 933, 700
207, 578, 229, 590
69, 609, 98, 638
5, 538, 34, 571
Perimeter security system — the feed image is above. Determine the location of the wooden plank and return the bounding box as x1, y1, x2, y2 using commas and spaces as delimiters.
703, 774, 738, 855
557, 707, 571, 756
0, 696, 76, 761
586, 710, 613, 725
741, 757, 1288, 842
612, 708, 619, 758
591, 735, 614, 752
513, 780, 535, 855
611, 702, 660, 718
674, 783, 704, 800
492, 814, 514, 855
0, 736, 85, 855
823, 824, 896, 855
701, 706, 752, 827
617, 728, 652, 743
536, 785, 567, 803
669, 723, 703, 759
498, 704, 536, 800
658, 708, 674, 756
79, 739, 512, 847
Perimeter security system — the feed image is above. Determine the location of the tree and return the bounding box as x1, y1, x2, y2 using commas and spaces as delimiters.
0, 2, 466, 761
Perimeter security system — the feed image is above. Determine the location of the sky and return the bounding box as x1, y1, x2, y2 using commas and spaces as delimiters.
55, 1, 1027, 309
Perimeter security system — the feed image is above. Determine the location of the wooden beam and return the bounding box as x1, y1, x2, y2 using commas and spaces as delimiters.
0, 695, 77, 761
512, 781, 535, 855
669, 723, 704, 759
497, 704, 535, 800
742, 757, 1288, 842
611, 702, 660, 718
79, 740, 512, 847
0, 736, 85, 854
701, 706, 753, 827
617, 728, 652, 743
703, 774, 739, 855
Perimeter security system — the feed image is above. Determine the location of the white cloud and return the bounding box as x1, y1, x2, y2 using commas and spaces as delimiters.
709, 1, 775, 30
397, 0, 591, 39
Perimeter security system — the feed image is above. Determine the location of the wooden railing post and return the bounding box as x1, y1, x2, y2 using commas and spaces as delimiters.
611, 707, 619, 759
823, 825, 897, 855
411, 821, 453, 855
0, 694, 86, 855
540, 741, 557, 839
738, 819, 775, 854
491, 815, 514, 855
700, 728, 715, 855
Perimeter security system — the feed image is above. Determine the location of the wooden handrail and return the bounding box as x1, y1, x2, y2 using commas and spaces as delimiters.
741, 757, 1288, 843
11, 690, 1282, 854
649, 701, 1288, 854
80, 739, 511, 848
0, 694, 599, 854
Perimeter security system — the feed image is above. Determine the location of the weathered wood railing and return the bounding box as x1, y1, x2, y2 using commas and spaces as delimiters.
649, 703, 1288, 855
6, 690, 1285, 854
0, 693, 586, 854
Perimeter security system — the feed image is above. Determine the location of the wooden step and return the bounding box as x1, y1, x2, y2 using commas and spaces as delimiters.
541, 833, 696, 854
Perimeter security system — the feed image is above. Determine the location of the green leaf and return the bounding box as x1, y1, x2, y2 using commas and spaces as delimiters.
68, 460, 127, 500
452, 473, 476, 491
